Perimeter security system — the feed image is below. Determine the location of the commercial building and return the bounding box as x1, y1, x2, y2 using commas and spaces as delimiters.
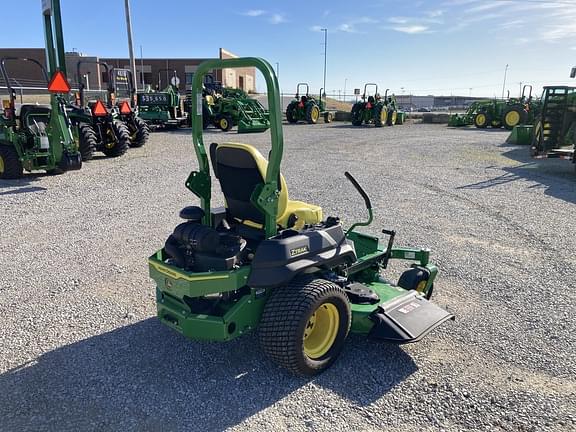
0, 48, 256, 93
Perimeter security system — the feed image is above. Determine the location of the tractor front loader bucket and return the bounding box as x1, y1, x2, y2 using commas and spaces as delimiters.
448, 113, 470, 127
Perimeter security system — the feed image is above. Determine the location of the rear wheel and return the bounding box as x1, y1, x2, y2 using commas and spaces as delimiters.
474, 112, 489, 128
286, 102, 298, 123
102, 121, 130, 157
351, 104, 363, 126
78, 123, 97, 161
259, 277, 351, 376
306, 104, 320, 124
0, 144, 23, 179
387, 110, 397, 126
502, 106, 526, 130
129, 116, 149, 148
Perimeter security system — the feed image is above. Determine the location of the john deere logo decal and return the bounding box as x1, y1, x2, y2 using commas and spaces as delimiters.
290, 246, 309, 257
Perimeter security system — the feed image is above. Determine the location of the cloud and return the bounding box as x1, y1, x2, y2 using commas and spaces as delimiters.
388, 17, 409, 24
427, 9, 444, 18
392, 25, 430, 34
243, 10, 265, 17
269, 13, 286, 24
338, 23, 357, 33
310, 25, 323, 32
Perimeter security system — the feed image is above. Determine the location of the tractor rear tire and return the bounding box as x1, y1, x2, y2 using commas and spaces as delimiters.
286, 102, 298, 124
374, 104, 387, 127
78, 123, 97, 161
0, 144, 23, 179
129, 116, 149, 148
102, 121, 130, 158
351, 104, 363, 126
474, 112, 489, 129
306, 104, 321, 124
502, 106, 526, 130
259, 277, 351, 377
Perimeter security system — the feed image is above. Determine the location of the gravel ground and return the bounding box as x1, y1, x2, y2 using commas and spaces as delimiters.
0, 122, 575, 432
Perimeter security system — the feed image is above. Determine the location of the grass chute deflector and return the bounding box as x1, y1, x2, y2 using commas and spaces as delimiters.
187, 57, 284, 238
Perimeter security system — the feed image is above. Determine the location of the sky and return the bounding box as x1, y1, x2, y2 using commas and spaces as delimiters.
3, 0, 576, 97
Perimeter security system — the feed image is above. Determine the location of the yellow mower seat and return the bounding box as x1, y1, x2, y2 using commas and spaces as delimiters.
209, 142, 322, 230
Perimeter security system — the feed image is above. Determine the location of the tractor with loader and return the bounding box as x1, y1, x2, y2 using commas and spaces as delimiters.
201, 84, 270, 133
148, 57, 453, 376
350, 84, 398, 127
0, 1, 81, 179
285, 83, 333, 124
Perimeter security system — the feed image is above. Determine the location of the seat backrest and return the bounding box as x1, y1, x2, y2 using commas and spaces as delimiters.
210, 143, 288, 225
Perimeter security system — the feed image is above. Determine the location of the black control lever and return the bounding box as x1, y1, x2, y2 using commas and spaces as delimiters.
345, 171, 372, 209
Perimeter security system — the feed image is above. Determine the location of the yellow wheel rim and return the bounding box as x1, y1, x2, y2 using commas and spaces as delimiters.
392, 112, 397, 124
0, 155, 4, 174
416, 280, 427, 294
220, 118, 228, 129
505, 111, 520, 127
311, 106, 320, 122
476, 113, 486, 126
303, 303, 339, 359
381, 110, 388, 123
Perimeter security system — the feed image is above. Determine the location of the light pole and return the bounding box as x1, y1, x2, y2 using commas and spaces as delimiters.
275, 62, 279, 80
501, 64, 509, 99
343, 78, 347, 102
124, 0, 137, 88
140, 45, 144, 90
321, 28, 327, 99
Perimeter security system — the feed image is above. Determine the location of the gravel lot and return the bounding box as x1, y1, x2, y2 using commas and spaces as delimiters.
0, 122, 574, 432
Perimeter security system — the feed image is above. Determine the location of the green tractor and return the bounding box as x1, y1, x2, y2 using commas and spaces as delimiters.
0, 1, 82, 179
286, 83, 331, 124
203, 86, 270, 133
351, 84, 397, 127
148, 57, 453, 376
109, 67, 149, 147
0, 58, 81, 179
472, 87, 539, 130
530, 85, 575, 170
137, 69, 187, 129
70, 61, 130, 161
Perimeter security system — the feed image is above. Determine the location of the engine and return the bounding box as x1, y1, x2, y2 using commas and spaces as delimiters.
164, 206, 246, 272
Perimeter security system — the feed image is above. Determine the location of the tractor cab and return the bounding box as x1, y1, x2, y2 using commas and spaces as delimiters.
149, 57, 453, 377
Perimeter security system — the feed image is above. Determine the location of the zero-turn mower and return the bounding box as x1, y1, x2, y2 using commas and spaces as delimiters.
350, 84, 397, 127
148, 58, 453, 376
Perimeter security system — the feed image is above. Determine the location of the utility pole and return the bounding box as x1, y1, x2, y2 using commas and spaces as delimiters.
321, 28, 327, 98
124, 0, 137, 88
275, 62, 279, 80
343, 78, 347, 102
501, 64, 509, 99
140, 45, 144, 89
